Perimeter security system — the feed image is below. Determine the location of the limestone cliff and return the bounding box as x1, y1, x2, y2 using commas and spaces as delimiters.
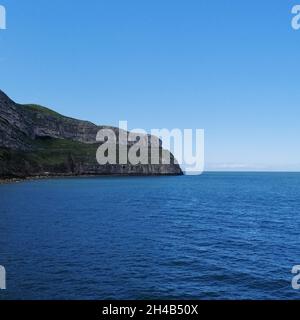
0, 90, 182, 178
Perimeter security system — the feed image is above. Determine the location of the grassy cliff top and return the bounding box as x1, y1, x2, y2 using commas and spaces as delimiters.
21, 104, 65, 118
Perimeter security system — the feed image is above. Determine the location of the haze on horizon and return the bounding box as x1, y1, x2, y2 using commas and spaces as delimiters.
0, 0, 299, 171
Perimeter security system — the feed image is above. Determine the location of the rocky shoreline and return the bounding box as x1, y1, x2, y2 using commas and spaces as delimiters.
0, 172, 183, 184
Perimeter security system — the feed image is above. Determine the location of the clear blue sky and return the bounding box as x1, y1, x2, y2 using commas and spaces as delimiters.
0, 0, 300, 171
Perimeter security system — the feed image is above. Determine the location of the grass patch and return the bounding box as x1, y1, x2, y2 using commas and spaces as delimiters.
21, 104, 64, 118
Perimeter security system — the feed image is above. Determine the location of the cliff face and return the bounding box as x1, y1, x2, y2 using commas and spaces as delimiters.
0, 90, 182, 178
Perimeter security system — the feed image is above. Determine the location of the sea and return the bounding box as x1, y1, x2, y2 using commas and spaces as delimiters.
1, 172, 300, 300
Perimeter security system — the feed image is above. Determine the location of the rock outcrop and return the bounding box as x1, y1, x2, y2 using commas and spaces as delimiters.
0, 90, 183, 178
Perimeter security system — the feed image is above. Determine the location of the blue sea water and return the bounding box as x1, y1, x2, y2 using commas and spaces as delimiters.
0, 172, 300, 300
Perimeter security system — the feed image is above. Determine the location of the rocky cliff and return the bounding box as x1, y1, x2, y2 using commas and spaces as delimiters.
0, 90, 182, 178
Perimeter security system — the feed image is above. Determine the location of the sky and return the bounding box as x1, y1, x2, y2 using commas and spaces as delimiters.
0, 0, 300, 171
